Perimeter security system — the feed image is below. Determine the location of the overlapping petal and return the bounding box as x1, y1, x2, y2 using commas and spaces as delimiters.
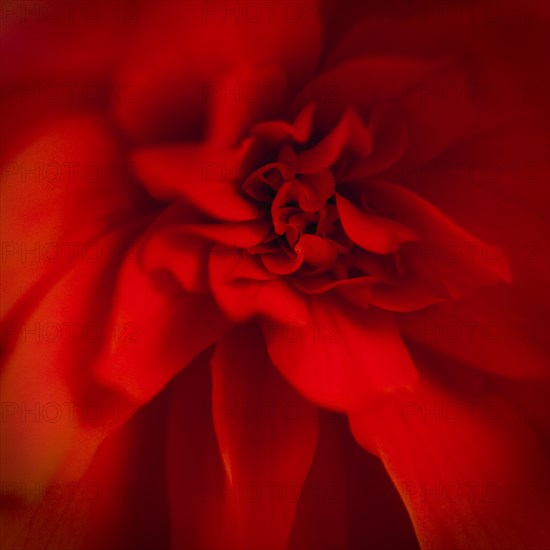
211, 324, 318, 550
2, 1, 549, 549
132, 141, 262, 221
1, 116, 151, 319
209, 243, 310, 325
94, 239, 228, 403
350, 377, 550, 550
262, 296, 417, 411
0, 223, 142, 494
336, 193, 417, 254
401, 286, 550, 380
113, 0, 322, 144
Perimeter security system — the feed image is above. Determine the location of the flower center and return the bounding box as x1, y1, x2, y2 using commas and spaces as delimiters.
242, 160, 353, 274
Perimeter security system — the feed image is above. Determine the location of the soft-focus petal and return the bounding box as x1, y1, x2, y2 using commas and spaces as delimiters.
403, 119, 550, 306
113, 0, 321, 143
211, 323, 318, 550
401, 286, 550, 380
350, 378, 550, 550
132, 141, 263, 221
165, 351, 225, 550
1, 115, 151, 318
0, 222, 142, 493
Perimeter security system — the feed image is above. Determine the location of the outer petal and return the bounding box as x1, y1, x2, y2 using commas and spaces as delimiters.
289, 413, 420, 550
0, 0, 134, 81
298, 3, 549, 167
211, 324, 319, 550
165, 352, 226, 550
292, 56, 442, 138
113, 0, 322, 143
1, 378, 173, 550
0, 222, 143, 494
1, 115, 152, 319
0, 1, 137, 157
262, 296, 417, 411
402, 120, 550, 306
401, 286, 549, 380
350, 378, 550, 550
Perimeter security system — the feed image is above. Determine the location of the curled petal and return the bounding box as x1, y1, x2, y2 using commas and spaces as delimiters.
209, 244, 309, 325
251, 103, 316, 147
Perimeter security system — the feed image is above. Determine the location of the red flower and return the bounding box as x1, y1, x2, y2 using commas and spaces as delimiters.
1, 1, 549, 549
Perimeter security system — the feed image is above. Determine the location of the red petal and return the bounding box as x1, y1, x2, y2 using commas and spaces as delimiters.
262, 297, 417, 411
172, 219, 271, 247
303, 5, 549, 168
341, 100, 409, 181
251, 103, 315, 147
261, 248, 304, 275
292, 56, 440, 132
207, 64, 290, 147
209, 244, 309, 325
292, 110, 373, 174
1, 380, 174, 550
336, 193, 418, 254
403, 119, 550, 306
362, 180, 512, 287
143, 218, 271, 293
113, 0, 321, 143
0, 0, 132, 81
401, 285, 549, 380
1, 116, 150, 318
132, 142, 262, 221
350, 379, 550, 550
165, 352, 226, 550
144, 228, 212, 293
211, 324, 318, 550
295, 234, 339, 266
94, 240, 230, 403
291, 275, 380, 309
0, 223, 141, 493
369, 280, 445, 312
